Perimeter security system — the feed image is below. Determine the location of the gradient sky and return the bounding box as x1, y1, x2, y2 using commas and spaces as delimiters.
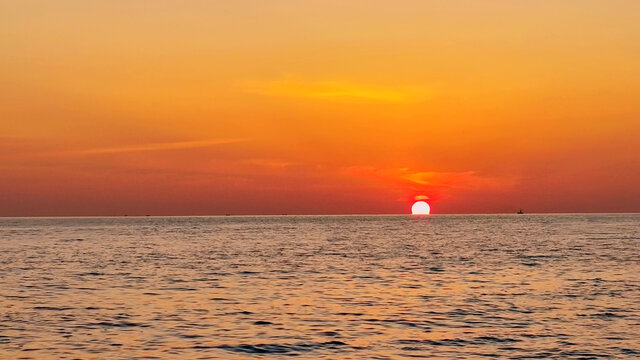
1, 0, 639, 216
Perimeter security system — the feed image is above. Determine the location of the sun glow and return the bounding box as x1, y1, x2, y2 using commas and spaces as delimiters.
411, 201, 431, 215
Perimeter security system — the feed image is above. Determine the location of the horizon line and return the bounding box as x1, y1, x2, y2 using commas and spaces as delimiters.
1, 212, 639, 219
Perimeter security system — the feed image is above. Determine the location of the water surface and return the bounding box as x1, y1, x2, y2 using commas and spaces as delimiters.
1, 215, 639, 358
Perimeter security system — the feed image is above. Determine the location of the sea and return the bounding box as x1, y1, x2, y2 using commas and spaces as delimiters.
0, 214, 638, 359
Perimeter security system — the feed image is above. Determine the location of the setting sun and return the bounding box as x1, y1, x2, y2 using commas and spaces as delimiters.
411, 201, 431, 215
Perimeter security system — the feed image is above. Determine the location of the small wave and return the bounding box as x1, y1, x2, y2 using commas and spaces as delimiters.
163, 287, 197, 291
253, 320, 274, 325
578, 312, 626, 319
320, 331, 341, 337
475, 336, 520, 343
215, 340, 348, 354
227, 310, 253, 315
34, 306, 73, 311
77, 272, 104, 276
91, 321, 149, 328
620, 349, 640, 355
508, 349, 615, 360
397, 336, 520, 347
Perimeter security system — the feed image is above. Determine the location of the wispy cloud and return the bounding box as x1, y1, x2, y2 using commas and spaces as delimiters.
242, 78, 431, 103
348, 166, 515, 198
400, 170, 491, 188
42, 138, 249, 157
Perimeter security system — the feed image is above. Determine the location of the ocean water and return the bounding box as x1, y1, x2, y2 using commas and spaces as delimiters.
0, 214, 639, 359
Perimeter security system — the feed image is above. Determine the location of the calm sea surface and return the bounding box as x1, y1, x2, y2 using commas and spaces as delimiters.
0, 215, 639, 359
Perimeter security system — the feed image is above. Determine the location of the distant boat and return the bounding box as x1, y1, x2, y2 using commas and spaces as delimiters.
517, 209, 524, 214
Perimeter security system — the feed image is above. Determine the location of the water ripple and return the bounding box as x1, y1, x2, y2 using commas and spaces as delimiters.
0, 214, 638, 359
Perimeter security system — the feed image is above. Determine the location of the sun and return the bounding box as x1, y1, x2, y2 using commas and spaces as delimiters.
411, 201, 431, 215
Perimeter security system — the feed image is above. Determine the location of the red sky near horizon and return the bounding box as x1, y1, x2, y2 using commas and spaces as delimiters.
1, 1, 640, 216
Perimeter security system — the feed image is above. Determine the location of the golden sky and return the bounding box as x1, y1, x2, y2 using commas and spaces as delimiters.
1, 1, 639, 215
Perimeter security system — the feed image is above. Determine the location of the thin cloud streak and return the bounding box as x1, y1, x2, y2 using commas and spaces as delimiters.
42, 138, 250, 157
241, 78, 431, 103
347, 166, 517, 198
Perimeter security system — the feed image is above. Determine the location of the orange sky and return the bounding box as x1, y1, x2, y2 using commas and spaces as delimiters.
1, 1, 639, 216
